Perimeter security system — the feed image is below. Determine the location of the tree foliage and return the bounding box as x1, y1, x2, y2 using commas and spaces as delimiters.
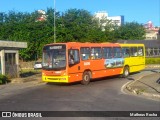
114, 22, 146, 40
0, 8, 146, 61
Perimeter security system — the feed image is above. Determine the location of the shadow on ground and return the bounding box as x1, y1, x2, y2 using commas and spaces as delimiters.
20, 70, 41, 78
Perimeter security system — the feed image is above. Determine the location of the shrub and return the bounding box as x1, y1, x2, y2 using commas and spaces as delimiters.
146, 57, 160, 64
0, 74, 8, 84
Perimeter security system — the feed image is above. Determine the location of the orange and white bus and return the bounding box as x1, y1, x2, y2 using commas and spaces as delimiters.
42, 42, 145, 85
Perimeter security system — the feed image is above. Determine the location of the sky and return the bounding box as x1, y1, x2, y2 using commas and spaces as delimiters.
0, 0, 160, 26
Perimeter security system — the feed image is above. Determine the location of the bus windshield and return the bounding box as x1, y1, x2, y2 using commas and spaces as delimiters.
42, 45, 66, 70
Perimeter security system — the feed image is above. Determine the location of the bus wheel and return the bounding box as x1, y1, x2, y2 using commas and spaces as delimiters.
81, 71, 90, 85
123, 66, 129, 78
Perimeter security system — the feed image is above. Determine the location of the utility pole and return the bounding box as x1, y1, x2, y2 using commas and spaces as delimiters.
54, 0, 56, 43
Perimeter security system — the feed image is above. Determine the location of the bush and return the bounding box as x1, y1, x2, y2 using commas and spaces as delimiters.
146, 57, 160, 64
0, 74, 8, 84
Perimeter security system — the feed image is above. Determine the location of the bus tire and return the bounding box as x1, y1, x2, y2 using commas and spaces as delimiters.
81, 71, 90, 85
122, 66, 129, 78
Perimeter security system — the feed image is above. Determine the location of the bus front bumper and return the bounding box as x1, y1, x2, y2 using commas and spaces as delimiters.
42, 75, 69, 83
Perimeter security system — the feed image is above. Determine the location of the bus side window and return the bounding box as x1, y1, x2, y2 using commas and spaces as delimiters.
122, 47, 130, 58
80, 47, 90, 60
138, 47, 144, 56
130, 47, 138, 57
102, 47, 112, 59
113, 47, 121, 58
91, 47, 102, 59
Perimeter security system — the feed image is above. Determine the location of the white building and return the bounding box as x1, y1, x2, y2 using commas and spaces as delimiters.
108, 16, 124, 26
144, 21, 159, 40
94, 11, 124, 26
36, 10, 47, 22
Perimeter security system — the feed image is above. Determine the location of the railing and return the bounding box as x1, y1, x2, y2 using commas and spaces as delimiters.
145, 48, 160, 57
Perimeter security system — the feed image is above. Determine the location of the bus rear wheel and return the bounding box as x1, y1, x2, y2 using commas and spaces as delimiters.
81, 71, 90, 85
122, 66, 129, 78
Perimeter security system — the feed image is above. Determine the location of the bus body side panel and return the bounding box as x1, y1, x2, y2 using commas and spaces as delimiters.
92, 68, 123, 79
134, 46, 145, 72
42, 43, 145, 84
89, 59, 105, 78
129, 57, 145, 73
90, 59, 123, 79
120, 44, 145, 74
128, 45, 145, 73
67, 43, 124, 82
67, 64, 83, 83
67, 59, 122, 82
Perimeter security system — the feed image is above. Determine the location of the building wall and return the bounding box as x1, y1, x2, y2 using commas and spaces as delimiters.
94, 11, 124, 26
94, 11, 108, 19
0, 40, 27, 78
145, 29, 158, 40
108, 15, 124, 26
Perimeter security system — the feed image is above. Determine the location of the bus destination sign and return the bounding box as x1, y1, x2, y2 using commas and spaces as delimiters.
50, 46, 62, 50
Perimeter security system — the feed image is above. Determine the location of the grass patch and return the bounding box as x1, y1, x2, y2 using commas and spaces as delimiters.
136, 89, 145, 94
146, 57, 160, 64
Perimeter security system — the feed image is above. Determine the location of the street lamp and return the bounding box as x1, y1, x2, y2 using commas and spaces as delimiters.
54, 0, 56, 43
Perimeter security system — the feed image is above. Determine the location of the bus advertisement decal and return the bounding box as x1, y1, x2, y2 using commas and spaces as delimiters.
104, 58, 124, 68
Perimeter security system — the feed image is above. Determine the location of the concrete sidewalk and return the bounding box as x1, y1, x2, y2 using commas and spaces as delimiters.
126, 69, 160, 101
11, 73, 42, 83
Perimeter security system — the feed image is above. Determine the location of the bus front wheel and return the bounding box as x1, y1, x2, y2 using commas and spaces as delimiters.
81, 71, 90, 85
122, 66, 129, 78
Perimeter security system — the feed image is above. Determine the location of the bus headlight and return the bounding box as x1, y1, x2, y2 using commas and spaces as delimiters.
42, 72, 46, 76
63, 73, 66, 75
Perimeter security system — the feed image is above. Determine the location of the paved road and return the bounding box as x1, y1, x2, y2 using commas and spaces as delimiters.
0, 75, 159, 120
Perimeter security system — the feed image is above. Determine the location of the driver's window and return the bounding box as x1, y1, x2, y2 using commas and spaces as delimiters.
69, 49, 80, 65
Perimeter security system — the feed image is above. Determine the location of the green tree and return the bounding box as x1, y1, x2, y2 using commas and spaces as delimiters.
114, 22, 146, 40
59, 9, 100, 42
0, 9, 147, 61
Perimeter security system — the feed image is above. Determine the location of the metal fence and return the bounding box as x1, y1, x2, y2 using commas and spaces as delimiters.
146, 48, 160, 57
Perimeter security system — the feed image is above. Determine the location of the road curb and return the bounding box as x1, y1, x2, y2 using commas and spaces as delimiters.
125, 72, 160, 101
145, 65, 160, 69
126, 84, 160, 101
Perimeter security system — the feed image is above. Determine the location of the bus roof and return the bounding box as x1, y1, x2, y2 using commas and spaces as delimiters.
44, 42, 144, 48
119, 43, 145, 47
45, 42, 120, 47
